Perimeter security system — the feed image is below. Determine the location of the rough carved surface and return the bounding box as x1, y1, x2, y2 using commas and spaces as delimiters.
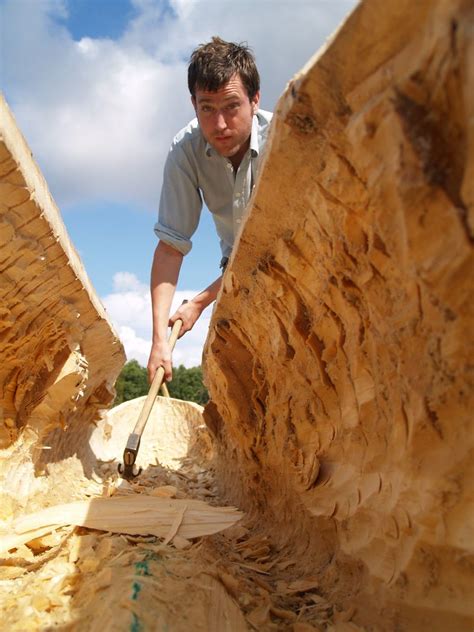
1, 0, 474, 629
0, 95, 125, 512
204, 0, 474, 628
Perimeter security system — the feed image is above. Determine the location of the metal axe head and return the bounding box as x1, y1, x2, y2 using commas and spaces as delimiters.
117, 433, 142, 480
117, 461, 142, 480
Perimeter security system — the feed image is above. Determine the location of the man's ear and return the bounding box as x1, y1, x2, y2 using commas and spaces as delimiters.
251, 90, 260, 114
191, 96, 197, 113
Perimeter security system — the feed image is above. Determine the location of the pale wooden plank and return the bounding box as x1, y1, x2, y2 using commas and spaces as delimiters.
0, 495, 243, 555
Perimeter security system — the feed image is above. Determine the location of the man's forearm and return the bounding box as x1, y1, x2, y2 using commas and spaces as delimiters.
190, 276, 222, 311
150, 241, 183, 342
168, 275, 222, 337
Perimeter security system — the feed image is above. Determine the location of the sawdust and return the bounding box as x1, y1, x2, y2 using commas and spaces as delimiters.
0, 397, 343, 631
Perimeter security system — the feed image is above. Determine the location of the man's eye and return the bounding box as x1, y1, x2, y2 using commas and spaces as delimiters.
227, 103, 239, 110
201, 105, 213, 113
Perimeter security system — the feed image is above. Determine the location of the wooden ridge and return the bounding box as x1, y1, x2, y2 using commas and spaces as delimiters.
0, 495, 243, 555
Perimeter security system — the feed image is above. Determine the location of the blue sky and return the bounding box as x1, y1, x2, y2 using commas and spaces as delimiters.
59, 0, 138, 40
1, 0, 358, 367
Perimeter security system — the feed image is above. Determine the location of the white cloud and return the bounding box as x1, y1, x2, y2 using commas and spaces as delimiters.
2, 0, 358, 368
113, 271, 148, 293
116, 325, 151, 365
102, 271, 211, 368
2, 0, 358, 209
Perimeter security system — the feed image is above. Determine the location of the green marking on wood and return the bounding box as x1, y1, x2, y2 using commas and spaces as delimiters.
130, 613, 142, 632
129, 552, 156, 632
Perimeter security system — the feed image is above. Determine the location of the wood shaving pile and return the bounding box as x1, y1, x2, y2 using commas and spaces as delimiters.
0, 450, 358, 631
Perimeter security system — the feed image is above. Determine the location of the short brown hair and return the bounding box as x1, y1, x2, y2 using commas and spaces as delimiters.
188, 36, 260, 100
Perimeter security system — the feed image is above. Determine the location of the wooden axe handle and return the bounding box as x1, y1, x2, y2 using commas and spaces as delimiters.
132, 318, 182, 437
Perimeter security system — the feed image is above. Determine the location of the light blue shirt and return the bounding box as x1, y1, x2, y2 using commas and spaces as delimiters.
155, 110, 273, 261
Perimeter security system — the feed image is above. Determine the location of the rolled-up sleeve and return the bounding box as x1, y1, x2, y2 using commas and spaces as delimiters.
154, 143, 202, 255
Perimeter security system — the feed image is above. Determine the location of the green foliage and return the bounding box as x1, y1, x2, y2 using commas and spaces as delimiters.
114, 359, 148, 405
167, 364, 209, 406
113, 360, 208, 406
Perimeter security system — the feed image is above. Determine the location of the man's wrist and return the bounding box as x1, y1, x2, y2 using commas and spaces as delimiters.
190, 296, 208, 312
152, 335, 169, 345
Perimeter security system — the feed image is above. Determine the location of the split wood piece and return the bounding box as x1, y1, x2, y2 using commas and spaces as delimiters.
201, 573, 249, 632
0, 496, 243, 555
162, 503, 187, 546
0, 526, 57, 555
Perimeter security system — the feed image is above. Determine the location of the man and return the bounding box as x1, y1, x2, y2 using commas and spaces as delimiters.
147, 37, 272, 383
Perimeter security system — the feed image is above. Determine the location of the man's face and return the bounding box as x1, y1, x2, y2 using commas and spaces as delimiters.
192, 74, 260, 167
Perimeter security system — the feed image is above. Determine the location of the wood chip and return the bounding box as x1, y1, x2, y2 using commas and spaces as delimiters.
270, 605, 298, 621
276, 559, 297, 571
201, 574, 249, 632
171, 535, 192, 550
0, 496, 244, 555
221, 524, 249, 540
218, 570, 242, 598
95, 536, 113, 560
286, 577, 320, 593
236, 560, 275, 574
77, 556, 100, 574
149, 485, 178, 498
247, 602, 271, 627
91, 567, 112, 591
163, 504, 187, 545
334, 605, 356, 623
0, 566, 26, 580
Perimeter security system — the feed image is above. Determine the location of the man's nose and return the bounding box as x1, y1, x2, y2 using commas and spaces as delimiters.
215, 111, 226, 131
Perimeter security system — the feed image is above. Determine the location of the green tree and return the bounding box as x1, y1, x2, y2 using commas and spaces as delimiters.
114, 360, 148, 405
113, 361, 208, 406
168, 365, 209, 405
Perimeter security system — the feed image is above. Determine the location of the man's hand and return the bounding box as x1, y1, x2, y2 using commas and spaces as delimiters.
168, 275, 223, 338
148, 241, 183, 384
147, 339, 173, 384
169, 300, 203, 338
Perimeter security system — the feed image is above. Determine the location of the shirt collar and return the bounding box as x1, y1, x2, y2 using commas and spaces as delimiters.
205, 113, 260, 158
249, 114, 259, 157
